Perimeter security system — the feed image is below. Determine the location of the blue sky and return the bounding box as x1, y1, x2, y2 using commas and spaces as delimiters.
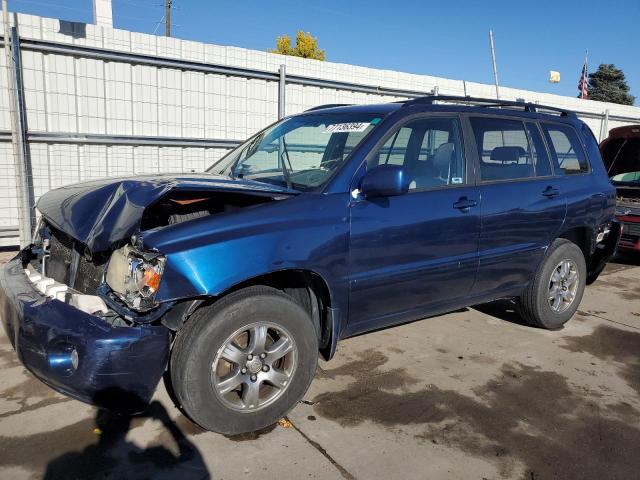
8, 0, 639, 104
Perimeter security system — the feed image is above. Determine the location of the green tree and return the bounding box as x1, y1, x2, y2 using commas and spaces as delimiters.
586, 64, 635, 105
269, 31, 325, 61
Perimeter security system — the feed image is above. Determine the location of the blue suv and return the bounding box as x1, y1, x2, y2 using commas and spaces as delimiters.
0, 96, 621, 434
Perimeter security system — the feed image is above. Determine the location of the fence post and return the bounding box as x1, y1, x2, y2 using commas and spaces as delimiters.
2, 6, 33, 246
278, 64, 286, 119
599, 109, 610, 142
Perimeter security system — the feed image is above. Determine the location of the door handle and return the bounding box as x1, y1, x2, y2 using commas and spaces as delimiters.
542, 186, 560, 198
453, 197, 478, 212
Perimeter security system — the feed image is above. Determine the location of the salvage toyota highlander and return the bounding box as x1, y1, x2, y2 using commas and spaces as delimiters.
0, 96, 621, 434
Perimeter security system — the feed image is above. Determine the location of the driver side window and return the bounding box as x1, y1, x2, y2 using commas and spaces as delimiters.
368, 117, 466, 190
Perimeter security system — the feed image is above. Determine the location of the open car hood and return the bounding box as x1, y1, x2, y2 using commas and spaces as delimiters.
600, 125, 640, 178
36, 173, 294, 253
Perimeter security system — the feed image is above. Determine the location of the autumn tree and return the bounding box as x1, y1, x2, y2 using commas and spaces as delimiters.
270, 31, 325, 61
586, 64, 635, 105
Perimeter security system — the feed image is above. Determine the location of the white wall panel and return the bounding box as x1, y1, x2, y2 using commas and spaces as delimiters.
79, 144, 108, 179
183, 147, 206, 172
29, 142, 50, 199
76, 57, 106, 133
132, 65, 158, 136
130, 32, 156, 56
158, 68, 182, 137
44, 54, 77, 132
1, 11, 640, 245
48, 144, 79, 189
0, 53, 11, 131
159, 147, 184, 172
0, 143, 18, 227
104, 62, 132, 134
133, 146, 160, 173
226, 77, 247, 139
20, 50, 46, 131
182, 71, 206, 138
107, 145, 135, 176
204, 74, 227, 139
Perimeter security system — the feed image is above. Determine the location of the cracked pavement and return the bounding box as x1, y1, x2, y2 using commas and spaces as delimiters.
1, 250, 639, 479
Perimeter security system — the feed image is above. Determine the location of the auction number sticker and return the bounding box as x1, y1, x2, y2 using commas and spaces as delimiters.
324, 122, 371, 133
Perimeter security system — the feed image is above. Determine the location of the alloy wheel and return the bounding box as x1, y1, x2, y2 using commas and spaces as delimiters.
211, 322, 298, 412
548, 259, 579, 313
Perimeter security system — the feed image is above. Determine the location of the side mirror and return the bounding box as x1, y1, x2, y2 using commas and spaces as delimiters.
360, 165, 410, 198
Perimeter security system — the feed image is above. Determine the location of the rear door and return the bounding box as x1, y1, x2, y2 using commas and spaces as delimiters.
468, 116, 566, 297
348, 114, 480, 333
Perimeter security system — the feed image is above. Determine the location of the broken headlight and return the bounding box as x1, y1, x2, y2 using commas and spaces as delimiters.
106, 245, 165, 311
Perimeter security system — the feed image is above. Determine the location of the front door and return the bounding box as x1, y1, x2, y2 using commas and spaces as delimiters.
348, 115, 480, 333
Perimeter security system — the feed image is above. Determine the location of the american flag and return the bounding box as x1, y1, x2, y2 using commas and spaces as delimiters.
578, 57, 588, 99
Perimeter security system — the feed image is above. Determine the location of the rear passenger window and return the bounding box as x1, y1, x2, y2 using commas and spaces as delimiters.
369, 117, 465, 190
470, 117, 534, 181
542, 124, 589, 175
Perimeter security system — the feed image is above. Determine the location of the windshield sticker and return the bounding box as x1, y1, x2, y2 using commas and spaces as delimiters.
324, 122, 371, 133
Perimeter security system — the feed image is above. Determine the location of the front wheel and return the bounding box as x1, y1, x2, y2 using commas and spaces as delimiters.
517, 239, 586, 329
170, 286, 318, 434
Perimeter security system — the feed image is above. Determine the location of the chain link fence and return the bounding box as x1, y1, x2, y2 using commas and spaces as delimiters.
1, 11, 640, 248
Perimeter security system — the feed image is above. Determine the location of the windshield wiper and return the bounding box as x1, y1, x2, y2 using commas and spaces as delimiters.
230, 134, 264, 179
279, 137, 294, 190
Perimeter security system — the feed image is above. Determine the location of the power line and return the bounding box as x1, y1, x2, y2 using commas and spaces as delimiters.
152, 14, 164, 34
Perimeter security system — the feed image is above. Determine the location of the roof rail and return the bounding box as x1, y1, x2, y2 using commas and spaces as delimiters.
402, 95, 576, 117
305, 103, 353, 112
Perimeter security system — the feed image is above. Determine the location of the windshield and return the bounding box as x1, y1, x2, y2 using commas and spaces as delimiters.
207, 113, 382, 190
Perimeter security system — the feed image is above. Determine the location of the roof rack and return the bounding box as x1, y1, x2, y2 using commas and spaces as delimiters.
305, 103, 353, 112
402, 95, 576, 117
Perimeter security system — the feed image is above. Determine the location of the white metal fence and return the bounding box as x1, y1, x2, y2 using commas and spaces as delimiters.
1, 11, 640, 247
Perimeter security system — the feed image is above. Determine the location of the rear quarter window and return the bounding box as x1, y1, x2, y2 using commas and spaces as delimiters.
541, 123, 590, 175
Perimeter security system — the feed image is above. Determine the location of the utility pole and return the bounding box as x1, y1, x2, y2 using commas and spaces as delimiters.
165, 0, 171, 37
489, 29, 500, 100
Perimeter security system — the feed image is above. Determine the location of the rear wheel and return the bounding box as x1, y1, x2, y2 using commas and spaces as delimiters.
170, 286, 318, 434
517, 239, 586, 329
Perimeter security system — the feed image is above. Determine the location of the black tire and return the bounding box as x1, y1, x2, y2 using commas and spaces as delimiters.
517, 239, 586, 329
170, 286, 318, 434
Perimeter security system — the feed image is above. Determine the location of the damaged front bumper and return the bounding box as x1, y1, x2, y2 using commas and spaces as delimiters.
0, 252, 171, 411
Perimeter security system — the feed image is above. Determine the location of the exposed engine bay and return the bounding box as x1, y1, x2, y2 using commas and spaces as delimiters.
140, 190, 278, 230
28, 185, 287, 326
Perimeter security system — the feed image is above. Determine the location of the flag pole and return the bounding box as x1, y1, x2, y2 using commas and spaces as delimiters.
489, 29, 500, 100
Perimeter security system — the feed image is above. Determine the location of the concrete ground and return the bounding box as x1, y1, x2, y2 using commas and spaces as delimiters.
0, 250, 639, 480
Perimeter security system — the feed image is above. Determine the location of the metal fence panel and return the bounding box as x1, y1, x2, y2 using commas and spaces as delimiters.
0, 11, 639, 246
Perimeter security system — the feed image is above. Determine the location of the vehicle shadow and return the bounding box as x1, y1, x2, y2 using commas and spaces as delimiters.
611, 252, 640, 267
42, 397, 210, 479
472, 299, 529, 327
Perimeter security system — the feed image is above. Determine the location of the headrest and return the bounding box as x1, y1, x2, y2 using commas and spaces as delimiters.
433, 143, 454, 169
490, 146, 526, 163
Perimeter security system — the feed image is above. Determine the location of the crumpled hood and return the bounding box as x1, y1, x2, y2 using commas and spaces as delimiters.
36, 173, 294, 253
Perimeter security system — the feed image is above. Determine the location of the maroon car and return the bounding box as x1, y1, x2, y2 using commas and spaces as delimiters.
600, 125, 640, 252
